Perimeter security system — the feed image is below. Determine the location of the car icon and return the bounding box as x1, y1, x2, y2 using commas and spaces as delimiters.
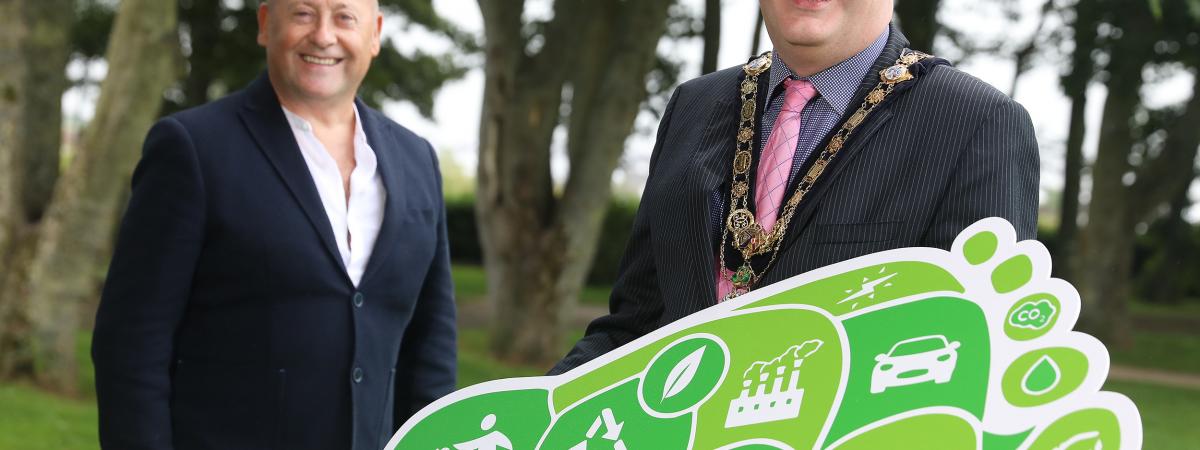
870, 335, 961, 394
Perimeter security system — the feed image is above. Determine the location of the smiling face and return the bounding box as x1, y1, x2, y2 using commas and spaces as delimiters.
257, 0, 382, 108
759, 0, 893, 74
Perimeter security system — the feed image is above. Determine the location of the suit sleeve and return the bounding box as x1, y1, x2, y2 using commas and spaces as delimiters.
547, 88, 682, 375
393, 140, 457, 427
92, 117, 207, 450
921, 96, 1040, 247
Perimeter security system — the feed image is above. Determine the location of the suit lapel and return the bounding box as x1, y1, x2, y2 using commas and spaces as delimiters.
766, 26, 911, 274
672, 95, 740, 305
357, 101, 405, 286
238, 74, 350, 283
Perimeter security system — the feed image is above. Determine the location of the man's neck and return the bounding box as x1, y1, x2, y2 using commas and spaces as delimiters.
278, 97, 357, 131
774, 25, 888, 77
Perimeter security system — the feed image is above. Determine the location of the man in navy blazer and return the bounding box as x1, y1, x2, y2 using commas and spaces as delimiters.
91, 0, 455, 449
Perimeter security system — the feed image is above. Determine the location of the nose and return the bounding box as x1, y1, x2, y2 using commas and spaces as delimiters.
310, 15, 336, 48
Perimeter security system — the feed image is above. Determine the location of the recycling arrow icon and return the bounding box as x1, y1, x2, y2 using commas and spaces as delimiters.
569, 408, 628, 450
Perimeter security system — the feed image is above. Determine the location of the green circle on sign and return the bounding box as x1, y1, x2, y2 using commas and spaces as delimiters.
639, 334, 728, 417
1004, 293, 1061, 341
963, 231, 998, 265
992, 254, 1033, 294
1025, 408, 1121, 450
1001, 348, 1088, 407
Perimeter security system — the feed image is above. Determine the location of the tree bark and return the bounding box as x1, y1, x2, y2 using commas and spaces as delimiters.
0, 0, 29, 377
14, 0, 179, 393
750, 8, 763, 57
892, 0, 942, 52
701, 0, 720, 75
1076, 59, 1143, 349
179, 0, 222, 110
1055, 0, 1099, 281
477, 0, 672, 366
1139, 185, 1197, 305
0, 0, 72, 380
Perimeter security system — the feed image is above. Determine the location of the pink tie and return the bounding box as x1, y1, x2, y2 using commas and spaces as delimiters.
717, 78, 816, 302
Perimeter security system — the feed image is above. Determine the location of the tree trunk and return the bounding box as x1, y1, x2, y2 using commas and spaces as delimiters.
179, 0, 222, 110
701, 0, 720, 75
1077, 81, 1139, 349
13, 0, 179, 393
0, 0, 29, 377
892, 0, 942, 52
0, 0, 72, 380
1138, 186, 1197, 305
1076, 34, 1150, 349
749, 8, 763, 57
1055, 0, 1099, 281
477, 0, 672, 366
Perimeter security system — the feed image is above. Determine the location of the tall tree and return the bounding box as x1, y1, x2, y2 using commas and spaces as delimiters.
0, 0, 74, 382
892, 0, 942, 52
159, 0, 470, 115
701, 0, 721, 74
477, 0, 673, 365
1137, 182, 1200, 305
1055, 0, 1101, 280
1077, 0, 1200, 348
0, 0, 26, 305
0, 0, 179, 392
749, 7, 763, 57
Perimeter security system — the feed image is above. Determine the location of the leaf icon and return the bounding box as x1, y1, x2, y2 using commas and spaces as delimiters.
662, 346, 706, 401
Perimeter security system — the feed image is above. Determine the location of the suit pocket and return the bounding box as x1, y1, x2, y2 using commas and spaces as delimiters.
813, 221, 901, 245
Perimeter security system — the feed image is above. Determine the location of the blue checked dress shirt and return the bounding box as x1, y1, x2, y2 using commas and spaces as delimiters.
710, 29, 890, 243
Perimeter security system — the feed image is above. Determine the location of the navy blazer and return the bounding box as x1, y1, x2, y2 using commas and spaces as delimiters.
92, 74, 456, 450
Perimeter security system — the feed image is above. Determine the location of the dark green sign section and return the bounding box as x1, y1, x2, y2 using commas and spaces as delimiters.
825, 296, 990, 446
392, 388, 551, 449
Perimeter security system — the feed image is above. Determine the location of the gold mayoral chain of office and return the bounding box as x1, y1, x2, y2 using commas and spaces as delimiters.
720, 48, 932, 300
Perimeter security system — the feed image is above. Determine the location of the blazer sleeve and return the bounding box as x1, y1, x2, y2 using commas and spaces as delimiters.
393, 141, 457, 428
921, 96, 1040, 248
547, 88, 682, 375
92, 117, 207, 450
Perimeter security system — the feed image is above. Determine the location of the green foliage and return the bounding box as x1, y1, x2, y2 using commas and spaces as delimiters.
67, 0, 471, 115
69, 0, 115, 60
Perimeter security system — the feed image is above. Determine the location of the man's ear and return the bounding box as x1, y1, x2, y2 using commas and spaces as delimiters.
256, 3, 270, 48
371, 13, 382, 57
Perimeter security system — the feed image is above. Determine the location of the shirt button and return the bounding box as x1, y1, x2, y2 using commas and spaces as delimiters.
352, 367, 364, 383
352, 292, 364, 308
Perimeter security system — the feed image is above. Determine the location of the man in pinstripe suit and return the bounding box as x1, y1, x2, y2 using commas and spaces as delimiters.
550, 0, 1039, 374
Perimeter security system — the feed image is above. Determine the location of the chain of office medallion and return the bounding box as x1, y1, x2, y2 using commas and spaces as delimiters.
720, 49, 931, 299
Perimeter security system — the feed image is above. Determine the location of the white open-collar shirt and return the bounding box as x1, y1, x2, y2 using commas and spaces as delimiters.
281, 104, 386, 287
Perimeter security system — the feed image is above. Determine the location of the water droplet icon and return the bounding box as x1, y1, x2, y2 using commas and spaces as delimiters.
1021, 354, 1061, 396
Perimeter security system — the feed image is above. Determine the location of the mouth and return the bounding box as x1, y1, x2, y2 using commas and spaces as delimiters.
792, 0, 832, 8
300, 54, 342, 66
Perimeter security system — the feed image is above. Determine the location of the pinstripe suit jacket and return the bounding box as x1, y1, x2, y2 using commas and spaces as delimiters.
549, 28, 1039, 374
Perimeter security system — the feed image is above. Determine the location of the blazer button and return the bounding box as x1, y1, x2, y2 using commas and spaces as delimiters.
352, 292, 364, 308
352, 367, 364, 383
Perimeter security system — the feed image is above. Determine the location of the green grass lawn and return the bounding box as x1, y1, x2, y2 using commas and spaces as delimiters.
3, 373, 1197, 449
1, 269, 1196, 449
1109, 330, 1200, 374
1104, 380, 1200, 450
0, 384, 98, 450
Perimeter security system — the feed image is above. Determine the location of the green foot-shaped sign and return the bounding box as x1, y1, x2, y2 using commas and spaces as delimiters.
387, 218, 1142, 449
